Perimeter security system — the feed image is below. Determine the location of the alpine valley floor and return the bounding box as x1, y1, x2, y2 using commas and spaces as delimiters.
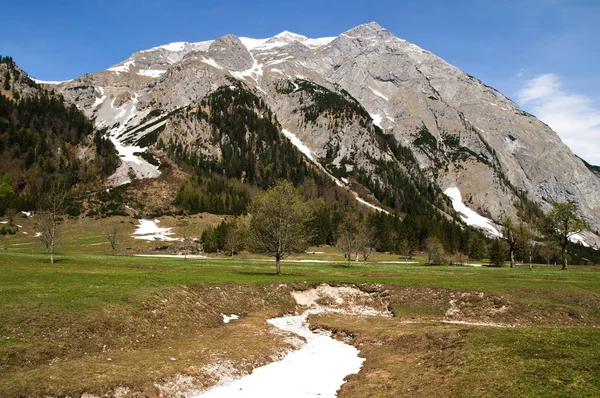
1, 216, 600, 397
0, 249, 600, 397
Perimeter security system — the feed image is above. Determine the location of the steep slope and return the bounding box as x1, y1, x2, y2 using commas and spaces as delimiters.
40, 24, 600, 237
0, 57, 119, 214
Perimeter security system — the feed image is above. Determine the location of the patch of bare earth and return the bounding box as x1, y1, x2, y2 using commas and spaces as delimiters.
126, 161, 187, 216
0, 284, 298, 397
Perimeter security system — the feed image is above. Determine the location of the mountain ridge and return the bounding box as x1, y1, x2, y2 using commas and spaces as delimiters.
34, 23, 600, 243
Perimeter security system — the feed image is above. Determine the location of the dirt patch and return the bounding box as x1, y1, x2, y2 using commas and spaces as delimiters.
0, 284, 297, 397
292, 283, 390, 316
309, 314, 469, 397
386, 285, 600, 327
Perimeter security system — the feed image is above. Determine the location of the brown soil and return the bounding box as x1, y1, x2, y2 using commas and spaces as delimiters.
310, 313, 469, 397
0, 284, 297, 397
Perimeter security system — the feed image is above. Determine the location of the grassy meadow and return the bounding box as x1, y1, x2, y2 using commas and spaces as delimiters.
1, 215, 600, 397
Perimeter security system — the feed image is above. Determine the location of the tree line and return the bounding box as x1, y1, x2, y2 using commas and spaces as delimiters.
195, 181, 597, 274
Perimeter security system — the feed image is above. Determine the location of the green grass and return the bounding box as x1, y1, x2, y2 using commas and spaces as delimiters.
2, 247, 600, 397
463, 327, 600, 397
2, 250, 599, 333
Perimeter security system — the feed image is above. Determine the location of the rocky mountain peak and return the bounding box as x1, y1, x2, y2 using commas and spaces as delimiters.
38, 23, 600, 242
208, 34, 254, 71
343, 22, 387, 37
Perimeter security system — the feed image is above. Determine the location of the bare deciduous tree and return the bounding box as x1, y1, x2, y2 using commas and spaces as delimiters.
38, 181, 67, 264
247, 181, 312, 275
178, 219, 194, 259
336, 213, 360, 266
225, 218, 247, 257
502, 217, 518, 268
357, 221, 376, 263
104, 222, 119, 255
517, 222, 540, 270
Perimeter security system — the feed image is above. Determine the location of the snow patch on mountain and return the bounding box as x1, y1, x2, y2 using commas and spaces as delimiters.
240, 31, 335, 52
444, 187, 501, 237
282, 129, 314, 161
108, 59, 135, 75
569, 233, 590, 247
32, 78, 73, 85
231, 59, 263, 81
304, 37, 336, 48
239, 37, 270, 51
137, 69, 167, 78
369, 87, 389, 101
93, 87, 106, 107
370, 113, 383, 128
355, 195, 390, 215
201, 58, 224, 70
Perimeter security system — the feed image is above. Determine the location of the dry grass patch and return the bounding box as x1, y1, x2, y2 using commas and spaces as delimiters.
0, 284, 297, 397
309, 314, 468, 397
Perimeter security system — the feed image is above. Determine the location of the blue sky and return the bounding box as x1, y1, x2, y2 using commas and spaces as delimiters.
3, 0, 599, 163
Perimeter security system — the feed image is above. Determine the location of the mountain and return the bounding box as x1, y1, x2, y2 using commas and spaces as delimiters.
0, 56, 119, 215
36, 23, 600, 242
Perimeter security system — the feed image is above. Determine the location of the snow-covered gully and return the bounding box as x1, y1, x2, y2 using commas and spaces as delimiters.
194, 284, 388, 397
194, 309, 365, 397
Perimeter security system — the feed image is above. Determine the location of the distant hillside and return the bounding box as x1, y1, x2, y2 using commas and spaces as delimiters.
0, 56, 119, 214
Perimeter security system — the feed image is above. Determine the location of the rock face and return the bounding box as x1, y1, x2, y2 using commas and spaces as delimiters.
45, 22, 600, 234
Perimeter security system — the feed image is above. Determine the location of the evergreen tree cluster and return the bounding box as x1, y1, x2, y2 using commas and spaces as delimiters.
175, 176, 250, 215
291, 79, 372, 124
168, 84, 329, 215
197, 85, 321, 189
366, 210, 489, 259
0, 60, 119, 215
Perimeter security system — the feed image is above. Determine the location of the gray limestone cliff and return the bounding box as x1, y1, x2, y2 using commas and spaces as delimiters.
43, 22, 600, 235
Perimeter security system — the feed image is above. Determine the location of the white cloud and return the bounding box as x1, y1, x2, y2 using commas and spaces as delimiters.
516, 73, 600, 165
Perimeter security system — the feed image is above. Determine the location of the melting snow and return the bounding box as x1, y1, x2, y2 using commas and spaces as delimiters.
569, 233, 590, 247
137, 69, 167, 78
370, 113, 383, 128
444, 187, 501, 237
32, 78, 73, 85
282, 129, 313, 161
201, 57, 224, 70
239, 37, 270, 51
241, 32, 335, 52
140, 40, 212, 54
304, 37, 336, 48
231, 59, 263, 81
156, 42, 186, 52
103, 93, 162, 185
355, 195, 390, 215
369, 87, 389, 101
222, 314, 239, 324
281, 129, 388, 214
108, 59, 135, 74
93, 87, 106, 107
195, 309, 364, 398
135, 254, 208, 259
131, 219, 179, 241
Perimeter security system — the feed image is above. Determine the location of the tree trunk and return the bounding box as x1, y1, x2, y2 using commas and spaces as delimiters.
510, 248, 515, 268
561, 245, 568, 270
529, 255, 532, 271
50, 248, 54, 264
276, 255, 281, 275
